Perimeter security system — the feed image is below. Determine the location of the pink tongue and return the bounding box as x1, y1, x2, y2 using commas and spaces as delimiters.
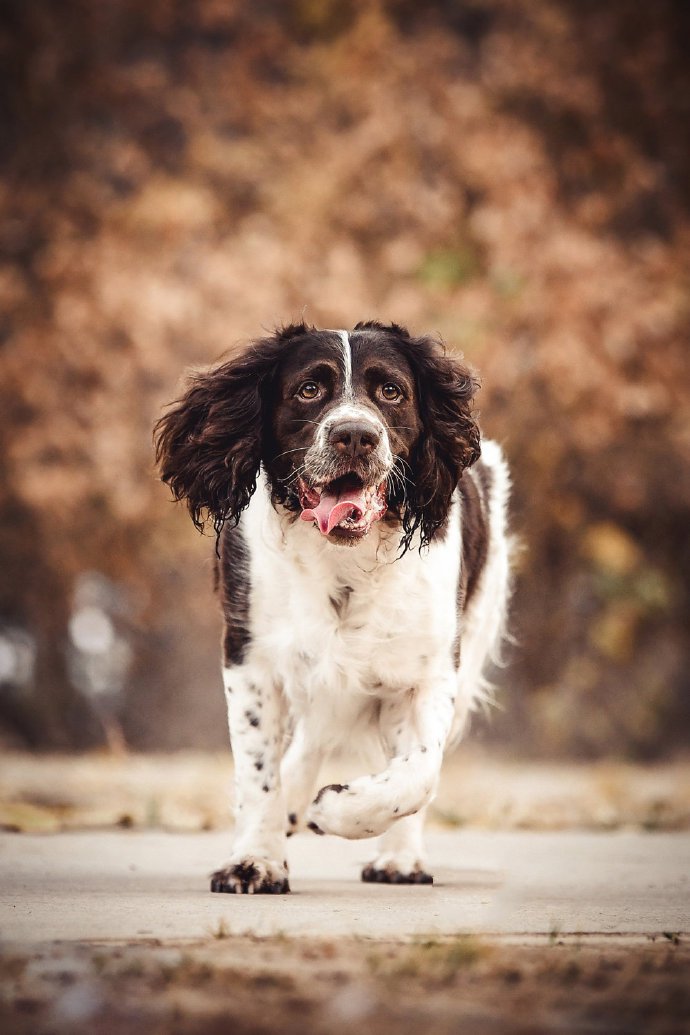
300, 485, 368, 535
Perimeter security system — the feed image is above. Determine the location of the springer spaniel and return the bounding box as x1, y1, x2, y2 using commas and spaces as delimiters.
155, 321, 511, 892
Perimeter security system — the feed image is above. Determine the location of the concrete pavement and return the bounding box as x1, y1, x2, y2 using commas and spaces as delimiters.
1, 829, 688, 943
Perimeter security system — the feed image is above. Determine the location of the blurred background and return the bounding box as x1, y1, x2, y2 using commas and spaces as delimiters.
1, 0, 689, 760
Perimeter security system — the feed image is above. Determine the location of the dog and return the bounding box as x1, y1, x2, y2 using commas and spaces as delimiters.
154, 320, 511, 892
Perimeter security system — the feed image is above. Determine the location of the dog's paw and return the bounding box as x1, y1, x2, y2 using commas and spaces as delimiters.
306, 781, 404, 839
361, 863, 433, 885
210, 856, 290, 894
305, 782, 370, 839
361, 849, 433, 885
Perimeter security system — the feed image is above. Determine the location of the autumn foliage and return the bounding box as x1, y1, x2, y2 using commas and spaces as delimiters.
0, 0, 688, 755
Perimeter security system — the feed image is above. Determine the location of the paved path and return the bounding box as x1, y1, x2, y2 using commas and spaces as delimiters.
1, 830, 688, 943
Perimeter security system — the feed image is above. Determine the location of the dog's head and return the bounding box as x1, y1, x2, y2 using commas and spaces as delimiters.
154, 321, 480, 550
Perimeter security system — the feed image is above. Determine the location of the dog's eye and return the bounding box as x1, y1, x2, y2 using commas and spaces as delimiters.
297, 381, 321, 400
379, 382, 403, 403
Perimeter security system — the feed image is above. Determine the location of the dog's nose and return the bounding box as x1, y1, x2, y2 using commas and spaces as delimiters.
328, 420, 381, 457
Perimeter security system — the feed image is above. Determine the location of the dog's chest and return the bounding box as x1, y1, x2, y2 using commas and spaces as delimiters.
251, 536, 458, 709
283, 573, 426, 695
241, 486, 461, 725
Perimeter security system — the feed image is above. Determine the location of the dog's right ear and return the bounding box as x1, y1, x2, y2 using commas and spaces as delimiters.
154, 335, 285, 535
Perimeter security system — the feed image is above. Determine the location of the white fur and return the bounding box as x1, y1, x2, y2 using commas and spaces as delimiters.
335, 328, 353, 399
220, 441, 511, 887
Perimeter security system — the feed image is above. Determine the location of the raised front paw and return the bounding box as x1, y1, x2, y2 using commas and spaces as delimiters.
306, 780, 403, 839
210, 856, 290, 895
305, 782, 368, 839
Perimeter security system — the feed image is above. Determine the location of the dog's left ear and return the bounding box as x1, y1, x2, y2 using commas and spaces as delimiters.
401, 335, 481, 549
154, 335, 284, 535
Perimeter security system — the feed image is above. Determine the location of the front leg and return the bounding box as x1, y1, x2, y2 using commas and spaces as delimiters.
211, 665, 289, 894
306, 679, 455, 840
281, 720, 324, 837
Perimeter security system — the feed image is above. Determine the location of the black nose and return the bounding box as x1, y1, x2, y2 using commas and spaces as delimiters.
328, 420, 381, 457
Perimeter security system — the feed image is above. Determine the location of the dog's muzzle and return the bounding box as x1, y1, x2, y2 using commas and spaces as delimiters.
298, 415, 390, 540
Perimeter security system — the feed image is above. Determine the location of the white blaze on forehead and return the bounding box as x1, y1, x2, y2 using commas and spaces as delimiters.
315, 328, 391, 465
333, 329, 353, 399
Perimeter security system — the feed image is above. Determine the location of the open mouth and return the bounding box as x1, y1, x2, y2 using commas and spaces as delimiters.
298, 472, 387, 539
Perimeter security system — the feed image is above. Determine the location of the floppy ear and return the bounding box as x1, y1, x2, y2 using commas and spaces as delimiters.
154, 336, 285, 535
400, 335, 481, 550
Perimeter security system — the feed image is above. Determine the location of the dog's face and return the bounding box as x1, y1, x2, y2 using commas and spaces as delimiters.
268, 328, 422, 544
155, 321, 481, 551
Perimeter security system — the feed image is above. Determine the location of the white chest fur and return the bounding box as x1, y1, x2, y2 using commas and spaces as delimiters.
240, 477, 461, 746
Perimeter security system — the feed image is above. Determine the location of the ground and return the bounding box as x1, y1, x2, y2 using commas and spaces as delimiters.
2, 936, 689, 1035
0, 753, 688, 1033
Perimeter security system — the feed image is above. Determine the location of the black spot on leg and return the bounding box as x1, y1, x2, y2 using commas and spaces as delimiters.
393, 806, 400, 814
288, 812, 297, 826
420, 746, 428, 754
262, 784, 270, 793
245, 710, 260, 728
254, 760, 264, 771
313, 783, 349, 805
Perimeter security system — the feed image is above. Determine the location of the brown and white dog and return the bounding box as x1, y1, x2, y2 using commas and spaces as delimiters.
155, 321, 511, 892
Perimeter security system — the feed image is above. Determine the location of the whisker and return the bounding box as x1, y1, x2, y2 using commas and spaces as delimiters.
280, 462, 309, 485
273, 446, 308, 461
392, 456, 413, 484
387, 458, 409, 503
